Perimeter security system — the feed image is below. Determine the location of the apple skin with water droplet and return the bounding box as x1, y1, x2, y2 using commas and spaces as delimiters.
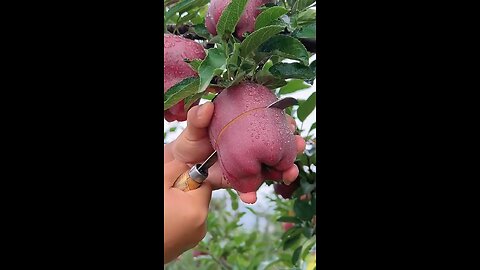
208, 82, 297, 203
205, 0, 271, 39
164, 34, 206, 122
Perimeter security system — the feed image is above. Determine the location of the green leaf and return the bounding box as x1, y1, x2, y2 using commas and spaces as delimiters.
209, 240, 223, 258
205, 35, 221, 46
309, 122, 316, 132
227, 43, 241, 78
226, 189, 239, 210
254, 6, 288, 30
191, 5, 209, 25
297, 92, 316, 121
187, 59, 202, 72
192, 23, 211, 39
239, 25, 284, 58
281, 227, 302, 241
176, 10, 198, 25
239, 57, 256, 72
263, 259, 283, 270
293, 198, 314, 221
236, 255, 250, 268
310, 60, 316, 75
255, 71, 287, 89
296, 8, 316, 26
279, 79, 311, 94
165, 0, 192, 21
283, 231, 302, 250
302, 227, 312, 238
297, 0, 316, 11
301, 236, 316, 260
202, 92, 216, 101
279, 253, 293, 266
216, 0, 248, 39
269, 62, 315, 80
183, 91, 204, 110
225, 70, 246, 88
163, 77, 199, 110
226, 219, 242, 233
292, 246, 302, 266
285, 106, 293, 116
295, 22, 316, 39
165, 0, 209, 22
245, 206, 257, 215
297, 153, 308, 166
261, 60, 274, 72
245, 232, 257, 246
299, 177, 316, 196
258, 35, 309, 65
311, 194, 316, 212
198, 48, 227, 93
277, 216, 302, 223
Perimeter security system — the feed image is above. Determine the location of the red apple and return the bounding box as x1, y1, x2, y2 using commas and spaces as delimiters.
205, 0, 271, 39
164, 34, 206, 122
208, 82, 297, 203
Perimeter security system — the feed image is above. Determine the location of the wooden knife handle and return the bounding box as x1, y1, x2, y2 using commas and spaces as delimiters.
172, 164, 208, 191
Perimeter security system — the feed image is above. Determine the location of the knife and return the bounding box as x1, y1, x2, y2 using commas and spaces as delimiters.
172, 97, 298, 191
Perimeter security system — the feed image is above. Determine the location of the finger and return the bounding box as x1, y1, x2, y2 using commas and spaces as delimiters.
282, 164, 299, 185
187, 181, 213, 209
295, 135, 306, 154
208, 175, 233, 190
164, 159, 191, 188
183, 102, 214, 142
205, 163, 232, 190
286, 115, 297, 132
173, 102, 215, 163
207, 175, 232, 190
237, 191, 257, 204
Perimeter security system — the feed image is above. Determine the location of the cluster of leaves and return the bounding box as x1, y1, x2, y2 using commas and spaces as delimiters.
165, 191, 314, 270
164, 0, 316, 111
263, 101, 316, 268
164, 0, 210, 32
164, 0, 316, 269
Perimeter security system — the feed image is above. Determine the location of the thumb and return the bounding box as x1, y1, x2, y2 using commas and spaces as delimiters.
182, 102, 214, 142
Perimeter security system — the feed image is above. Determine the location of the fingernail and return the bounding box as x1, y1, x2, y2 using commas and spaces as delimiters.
283, 180, 291, 186
197, 103, 208, 116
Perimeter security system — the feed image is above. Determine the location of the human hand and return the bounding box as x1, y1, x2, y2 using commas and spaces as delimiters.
164, 102, 306, 201
164, 159, 212, 264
